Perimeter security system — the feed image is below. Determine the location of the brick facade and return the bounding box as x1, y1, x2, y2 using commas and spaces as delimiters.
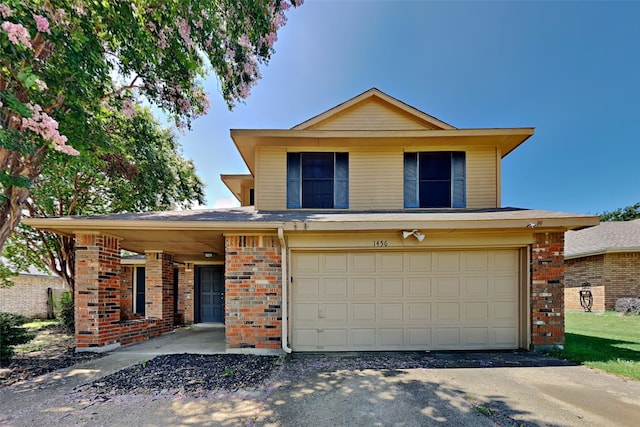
177, 265, 195, 324
566, 252, 640, 310
0, 274, 67, 318
225, 235, 282, 352
144, 251, 174, 331
75, 233, 122, 350
530, 232, 565, 351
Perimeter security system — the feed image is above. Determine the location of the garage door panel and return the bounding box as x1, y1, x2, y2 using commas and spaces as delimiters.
321, 303, 347, 323
464, 302, 489, 321
434, 302, 460, 322
293, 329, 319, 350
323, 253, 347, 272
352, 253, 376, 272
435, 328, 461, 347
378, 253, 404, 271
407, 277, 431, 297
434, 252, 460, 272
352, 303, 375, 322
493, 250, 519, 270
292, 249, 519, 352
407, 302, 431, 321
493, 327, 518, 346
294, 278, 319, 297
323, 330, 348, 349
406, 252, 431, 272
324, 278, 347, 297
379, 329, 404, 347
352, 329, 376, 347
463, 251, 489, 271
294, 253, 320, 272
493, 301, 517, 321
434, 277, 460, 297
463, 327, 489, 346
407, 328, 431, 346
493, 276, 518, 296
379, 303, 403, 322
380, 278, 403, 297
463, 277, 489, 297
352, 278, 376, 297
294, 303, 318, 323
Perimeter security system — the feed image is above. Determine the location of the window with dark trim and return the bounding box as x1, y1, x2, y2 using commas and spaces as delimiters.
404, 151, 466, 208
134, 266, 145, 315
287, 152, 349, 209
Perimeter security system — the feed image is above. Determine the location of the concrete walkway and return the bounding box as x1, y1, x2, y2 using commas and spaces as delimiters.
1, 328, 640, 426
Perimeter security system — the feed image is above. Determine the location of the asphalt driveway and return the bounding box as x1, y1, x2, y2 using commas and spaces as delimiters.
1, 330, 639, 426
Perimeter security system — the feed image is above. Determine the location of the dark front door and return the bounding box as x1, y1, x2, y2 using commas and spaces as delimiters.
135, 267, 146, 315
198, 266, 224, 323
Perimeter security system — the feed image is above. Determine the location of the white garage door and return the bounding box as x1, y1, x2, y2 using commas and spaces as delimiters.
291, 250, 520, 351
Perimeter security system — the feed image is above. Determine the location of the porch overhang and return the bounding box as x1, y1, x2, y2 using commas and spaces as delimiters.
24, 207, 598, 262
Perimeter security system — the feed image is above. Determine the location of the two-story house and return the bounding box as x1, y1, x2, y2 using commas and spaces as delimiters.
27, 88, 598, 354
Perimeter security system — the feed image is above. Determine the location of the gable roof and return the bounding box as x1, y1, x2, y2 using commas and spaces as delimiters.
292, 88, 456, 131
230, 88, 534, 175
565, 219, 640, 259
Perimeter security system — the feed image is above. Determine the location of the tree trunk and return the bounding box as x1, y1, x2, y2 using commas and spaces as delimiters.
0, 186, 30, 254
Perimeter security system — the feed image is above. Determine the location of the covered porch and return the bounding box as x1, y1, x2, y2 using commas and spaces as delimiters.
29, 209, 285, 354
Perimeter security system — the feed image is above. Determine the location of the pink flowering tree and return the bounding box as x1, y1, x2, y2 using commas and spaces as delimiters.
0, 0, 303, 256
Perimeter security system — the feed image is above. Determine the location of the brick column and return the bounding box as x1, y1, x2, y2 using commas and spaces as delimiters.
225, 235, 282, 353
530, 232, 565, 351
75, 233, 122, 352
178, 265, 195, 324
144, 251, 174, 332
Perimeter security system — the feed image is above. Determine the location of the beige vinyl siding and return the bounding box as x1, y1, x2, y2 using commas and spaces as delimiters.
466, 147, 498, 209
254, 144, 499, 211
255, 146, 286, 210
308, 98, 433, 131
350, 148, 404, 210
241, 184, 253, 206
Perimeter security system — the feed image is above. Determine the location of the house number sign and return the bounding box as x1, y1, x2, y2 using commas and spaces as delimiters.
373, 240, 389, 247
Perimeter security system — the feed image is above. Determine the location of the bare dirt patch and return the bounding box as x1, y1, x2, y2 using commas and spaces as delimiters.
0, 323, 103, 388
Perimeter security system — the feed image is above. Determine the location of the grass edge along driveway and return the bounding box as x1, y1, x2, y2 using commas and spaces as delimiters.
550, 311, 640, 381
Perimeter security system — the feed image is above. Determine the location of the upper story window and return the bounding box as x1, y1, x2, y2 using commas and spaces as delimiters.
404, 151, 466, 208
287, 152, 349, 209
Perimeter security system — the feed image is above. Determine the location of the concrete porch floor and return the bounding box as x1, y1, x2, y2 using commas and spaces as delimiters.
116, 323, 227, 357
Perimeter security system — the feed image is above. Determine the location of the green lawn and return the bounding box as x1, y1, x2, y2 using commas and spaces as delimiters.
552, 311, 640, 381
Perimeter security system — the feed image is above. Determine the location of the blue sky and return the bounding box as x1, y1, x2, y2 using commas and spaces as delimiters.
179, 0, 640, 215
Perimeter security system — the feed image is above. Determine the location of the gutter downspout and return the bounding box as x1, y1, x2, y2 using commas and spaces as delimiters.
278, 227, 292, 353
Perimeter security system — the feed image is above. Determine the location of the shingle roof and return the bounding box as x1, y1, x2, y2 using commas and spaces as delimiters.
564, 219, 640, 259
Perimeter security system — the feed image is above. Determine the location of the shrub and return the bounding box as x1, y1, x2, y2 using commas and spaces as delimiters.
59, 292, 74, 333
0, 312, 36, 365
615, 298, 640, 315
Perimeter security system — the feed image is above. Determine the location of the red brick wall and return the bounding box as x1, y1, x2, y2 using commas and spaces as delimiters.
75, 233, 122, 350
565, 255, 605, 288
604, 252, 640, 309
225, 235, 282, 351
144, 251, 174, 332
120, 266, 134, 320
178, 265, 195, 324
530, 232, 565, 350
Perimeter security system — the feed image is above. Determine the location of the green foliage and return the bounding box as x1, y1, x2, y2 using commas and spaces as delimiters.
223, 367, 235, 377
58, 292, 74, 334
0, 312, 36, 364
0, 0, 302, 253
549, 312, 640, 381
599, 203, 640, 222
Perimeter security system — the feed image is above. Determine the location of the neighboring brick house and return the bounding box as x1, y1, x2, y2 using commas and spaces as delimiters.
565, 220, 640, 311
0, 266, 67, 318
26, 88, 598, 353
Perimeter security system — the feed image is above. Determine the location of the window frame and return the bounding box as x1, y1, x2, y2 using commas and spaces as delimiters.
287, 152, 349, 209
404, 151, 466, 208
